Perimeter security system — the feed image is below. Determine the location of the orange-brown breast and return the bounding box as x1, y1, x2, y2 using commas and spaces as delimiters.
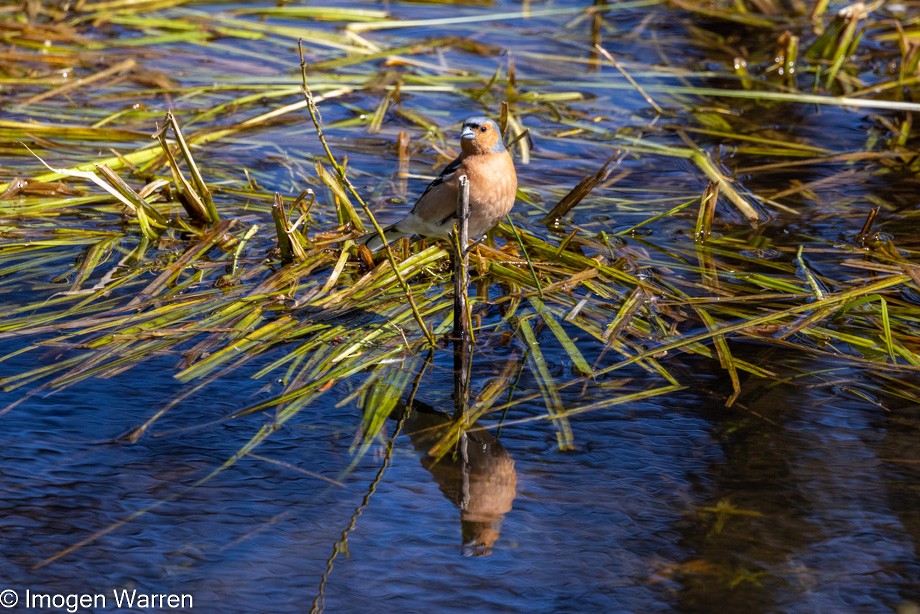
460, 150, 517, 237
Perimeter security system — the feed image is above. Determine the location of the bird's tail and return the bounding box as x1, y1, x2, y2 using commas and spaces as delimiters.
361, 224, 409, 252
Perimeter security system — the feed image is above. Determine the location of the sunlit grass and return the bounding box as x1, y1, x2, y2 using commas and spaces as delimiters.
2, 0, 920, 571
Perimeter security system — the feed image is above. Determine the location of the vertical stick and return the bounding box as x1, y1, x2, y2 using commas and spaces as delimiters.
453, 176, 471, 418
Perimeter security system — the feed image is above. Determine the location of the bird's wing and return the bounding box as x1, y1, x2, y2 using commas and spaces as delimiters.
390, 155, 468, 237
410, 155, 463, 216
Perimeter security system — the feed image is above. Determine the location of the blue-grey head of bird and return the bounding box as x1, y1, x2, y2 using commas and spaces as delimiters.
459, 116, 505, 155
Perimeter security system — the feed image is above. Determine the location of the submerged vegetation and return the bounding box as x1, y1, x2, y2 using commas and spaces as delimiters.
1, 0, 920, 570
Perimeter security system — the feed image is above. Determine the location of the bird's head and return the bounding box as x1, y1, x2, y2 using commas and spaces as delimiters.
459, 116, 505, 155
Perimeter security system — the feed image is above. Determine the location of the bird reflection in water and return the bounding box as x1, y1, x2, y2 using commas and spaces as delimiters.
401, 401, 517, 556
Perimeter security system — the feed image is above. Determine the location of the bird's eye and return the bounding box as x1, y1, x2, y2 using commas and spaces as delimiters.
480, 125, 487, 132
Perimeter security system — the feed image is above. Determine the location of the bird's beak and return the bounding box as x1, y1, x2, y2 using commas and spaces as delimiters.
460, 125, 476, 140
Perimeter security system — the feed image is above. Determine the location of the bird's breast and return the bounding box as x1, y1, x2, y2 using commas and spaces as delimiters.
462, 154, 517, 236
466, 156, 516, 203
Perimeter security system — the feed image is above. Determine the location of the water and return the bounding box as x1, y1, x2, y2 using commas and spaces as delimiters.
4, 350, 919, 612
3, 1, 920, 612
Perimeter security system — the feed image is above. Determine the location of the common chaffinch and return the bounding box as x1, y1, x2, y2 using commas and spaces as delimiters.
363, 116, 517, 251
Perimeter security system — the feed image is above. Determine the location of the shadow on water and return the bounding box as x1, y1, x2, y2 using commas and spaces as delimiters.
673, 347, 920, 613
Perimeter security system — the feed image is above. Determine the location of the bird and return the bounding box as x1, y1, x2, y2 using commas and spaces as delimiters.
362, 116, 517, 252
